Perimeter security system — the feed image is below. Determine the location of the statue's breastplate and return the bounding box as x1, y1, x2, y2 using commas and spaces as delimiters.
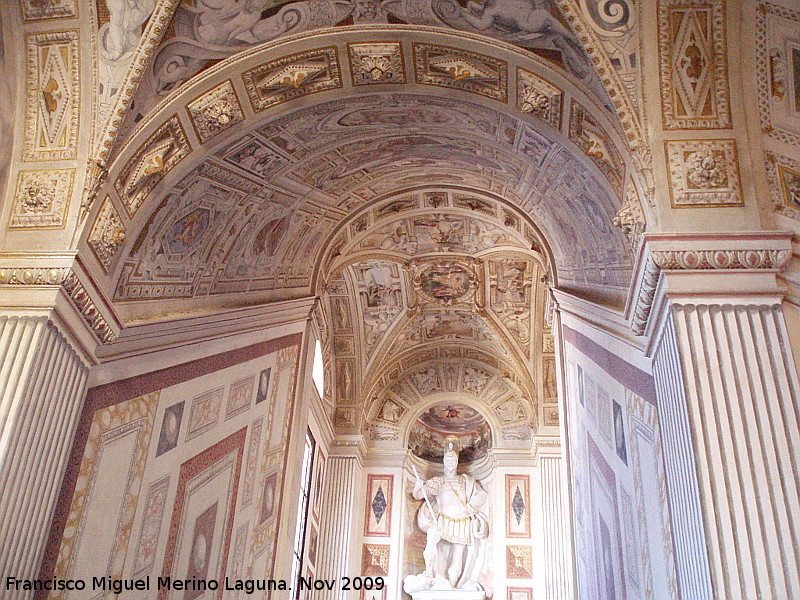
437, 478, 470, 518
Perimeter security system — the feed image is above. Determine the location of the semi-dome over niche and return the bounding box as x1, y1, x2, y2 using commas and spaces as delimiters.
408, 403, 492, 464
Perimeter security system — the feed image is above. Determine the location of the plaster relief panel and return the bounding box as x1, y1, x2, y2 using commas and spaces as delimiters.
413, 43, 508, 101
488, 258, 534, 354
114, 115, 192, 217
186, 80, 245, 144
242, 47, 342, 112
24, 30, 80, 161
21, 0, 78, 21
351, 260, 405, 357
658, 0, 731, 129
568, 100, 624, 198
348, 42, 405, 85
11, 169, 74, 229
88, 197, 126, 271
758, 2, 800, 146
665, 139, 742, 207
516, 67, 563, 129
766, 151, 800, 221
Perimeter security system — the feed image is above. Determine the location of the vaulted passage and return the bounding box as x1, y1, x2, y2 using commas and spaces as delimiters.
0, 3, 799, 600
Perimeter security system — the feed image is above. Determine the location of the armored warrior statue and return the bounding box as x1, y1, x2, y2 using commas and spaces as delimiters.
404, 437, 489, 596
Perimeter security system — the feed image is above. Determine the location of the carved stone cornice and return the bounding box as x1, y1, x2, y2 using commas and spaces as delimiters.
650, 249, 792, 271
0, 264, 117, 344
628, 232, 794, 336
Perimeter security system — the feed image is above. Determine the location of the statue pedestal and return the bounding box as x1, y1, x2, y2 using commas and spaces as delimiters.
410, 591, 485, 600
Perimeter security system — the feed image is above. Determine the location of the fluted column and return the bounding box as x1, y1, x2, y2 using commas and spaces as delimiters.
540, 455, 569, 600
667, 300, 800, 599
634, 233, 800, 600
316, 450, 360, 600
0, 314, 89, 597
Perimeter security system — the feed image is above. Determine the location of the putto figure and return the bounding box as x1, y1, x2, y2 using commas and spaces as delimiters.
404, 437, 489, 595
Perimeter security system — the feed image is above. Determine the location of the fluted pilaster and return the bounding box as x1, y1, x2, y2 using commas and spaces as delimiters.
652, 317, 714, 600
540, 456, 569, 600
316, 455, 359, 600
0, 315, 89, 598
667, 301, 800, 600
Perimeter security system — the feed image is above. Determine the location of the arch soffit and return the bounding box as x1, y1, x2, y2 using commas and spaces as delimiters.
80, 28, 639, 323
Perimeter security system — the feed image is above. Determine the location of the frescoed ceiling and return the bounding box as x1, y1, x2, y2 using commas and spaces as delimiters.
116, 0, 641, 142
77, 27, 643, 443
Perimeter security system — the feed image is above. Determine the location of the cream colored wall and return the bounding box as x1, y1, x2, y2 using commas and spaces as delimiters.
39, 318, 311, 600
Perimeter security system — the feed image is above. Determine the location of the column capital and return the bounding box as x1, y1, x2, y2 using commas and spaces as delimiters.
0, 252, 119, 355
628, 232, 794, 336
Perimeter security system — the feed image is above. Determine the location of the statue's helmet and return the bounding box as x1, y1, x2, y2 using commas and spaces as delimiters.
444, 435, 460, 458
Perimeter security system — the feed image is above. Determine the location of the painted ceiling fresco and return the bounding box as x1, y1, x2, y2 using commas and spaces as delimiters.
113, 95, 631, 315
408, 403, 492, 463
121, 0, 638, 135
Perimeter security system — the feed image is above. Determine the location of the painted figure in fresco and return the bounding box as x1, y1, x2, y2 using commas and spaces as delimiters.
103, 0, 156, 61
404, 437, 489, 594
457, 0, 590, 78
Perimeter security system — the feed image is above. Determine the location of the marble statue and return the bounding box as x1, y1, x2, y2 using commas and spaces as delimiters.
404, 437, 489, 596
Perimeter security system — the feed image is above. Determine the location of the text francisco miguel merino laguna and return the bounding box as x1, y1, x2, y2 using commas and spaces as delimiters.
5, 575, 388, 594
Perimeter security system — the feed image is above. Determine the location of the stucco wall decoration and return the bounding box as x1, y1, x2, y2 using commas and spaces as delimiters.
349, 42, 406, 85
413, 42, 508, 101
186, 79, 245, 144
665, 139, 743, 207
20, 0, 78, 21
658, 0, 731, 129
516, 67, 563, 128
757, 1, 800, 147
88, 197, 126, 271
24, 30, 80, 161
114, 115, 191, 218
766, 151, 800, 221
131, 474, 171, 578
242, 47, 343, 112
10, 169, 74, 229
568, 100, 625, 198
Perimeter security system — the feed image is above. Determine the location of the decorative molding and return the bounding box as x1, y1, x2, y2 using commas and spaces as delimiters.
95, 0, 179, 160
650, 249, 792, 271
629, 233, 794, 335
630, 254, 661, 337
0, 266, 117, 344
